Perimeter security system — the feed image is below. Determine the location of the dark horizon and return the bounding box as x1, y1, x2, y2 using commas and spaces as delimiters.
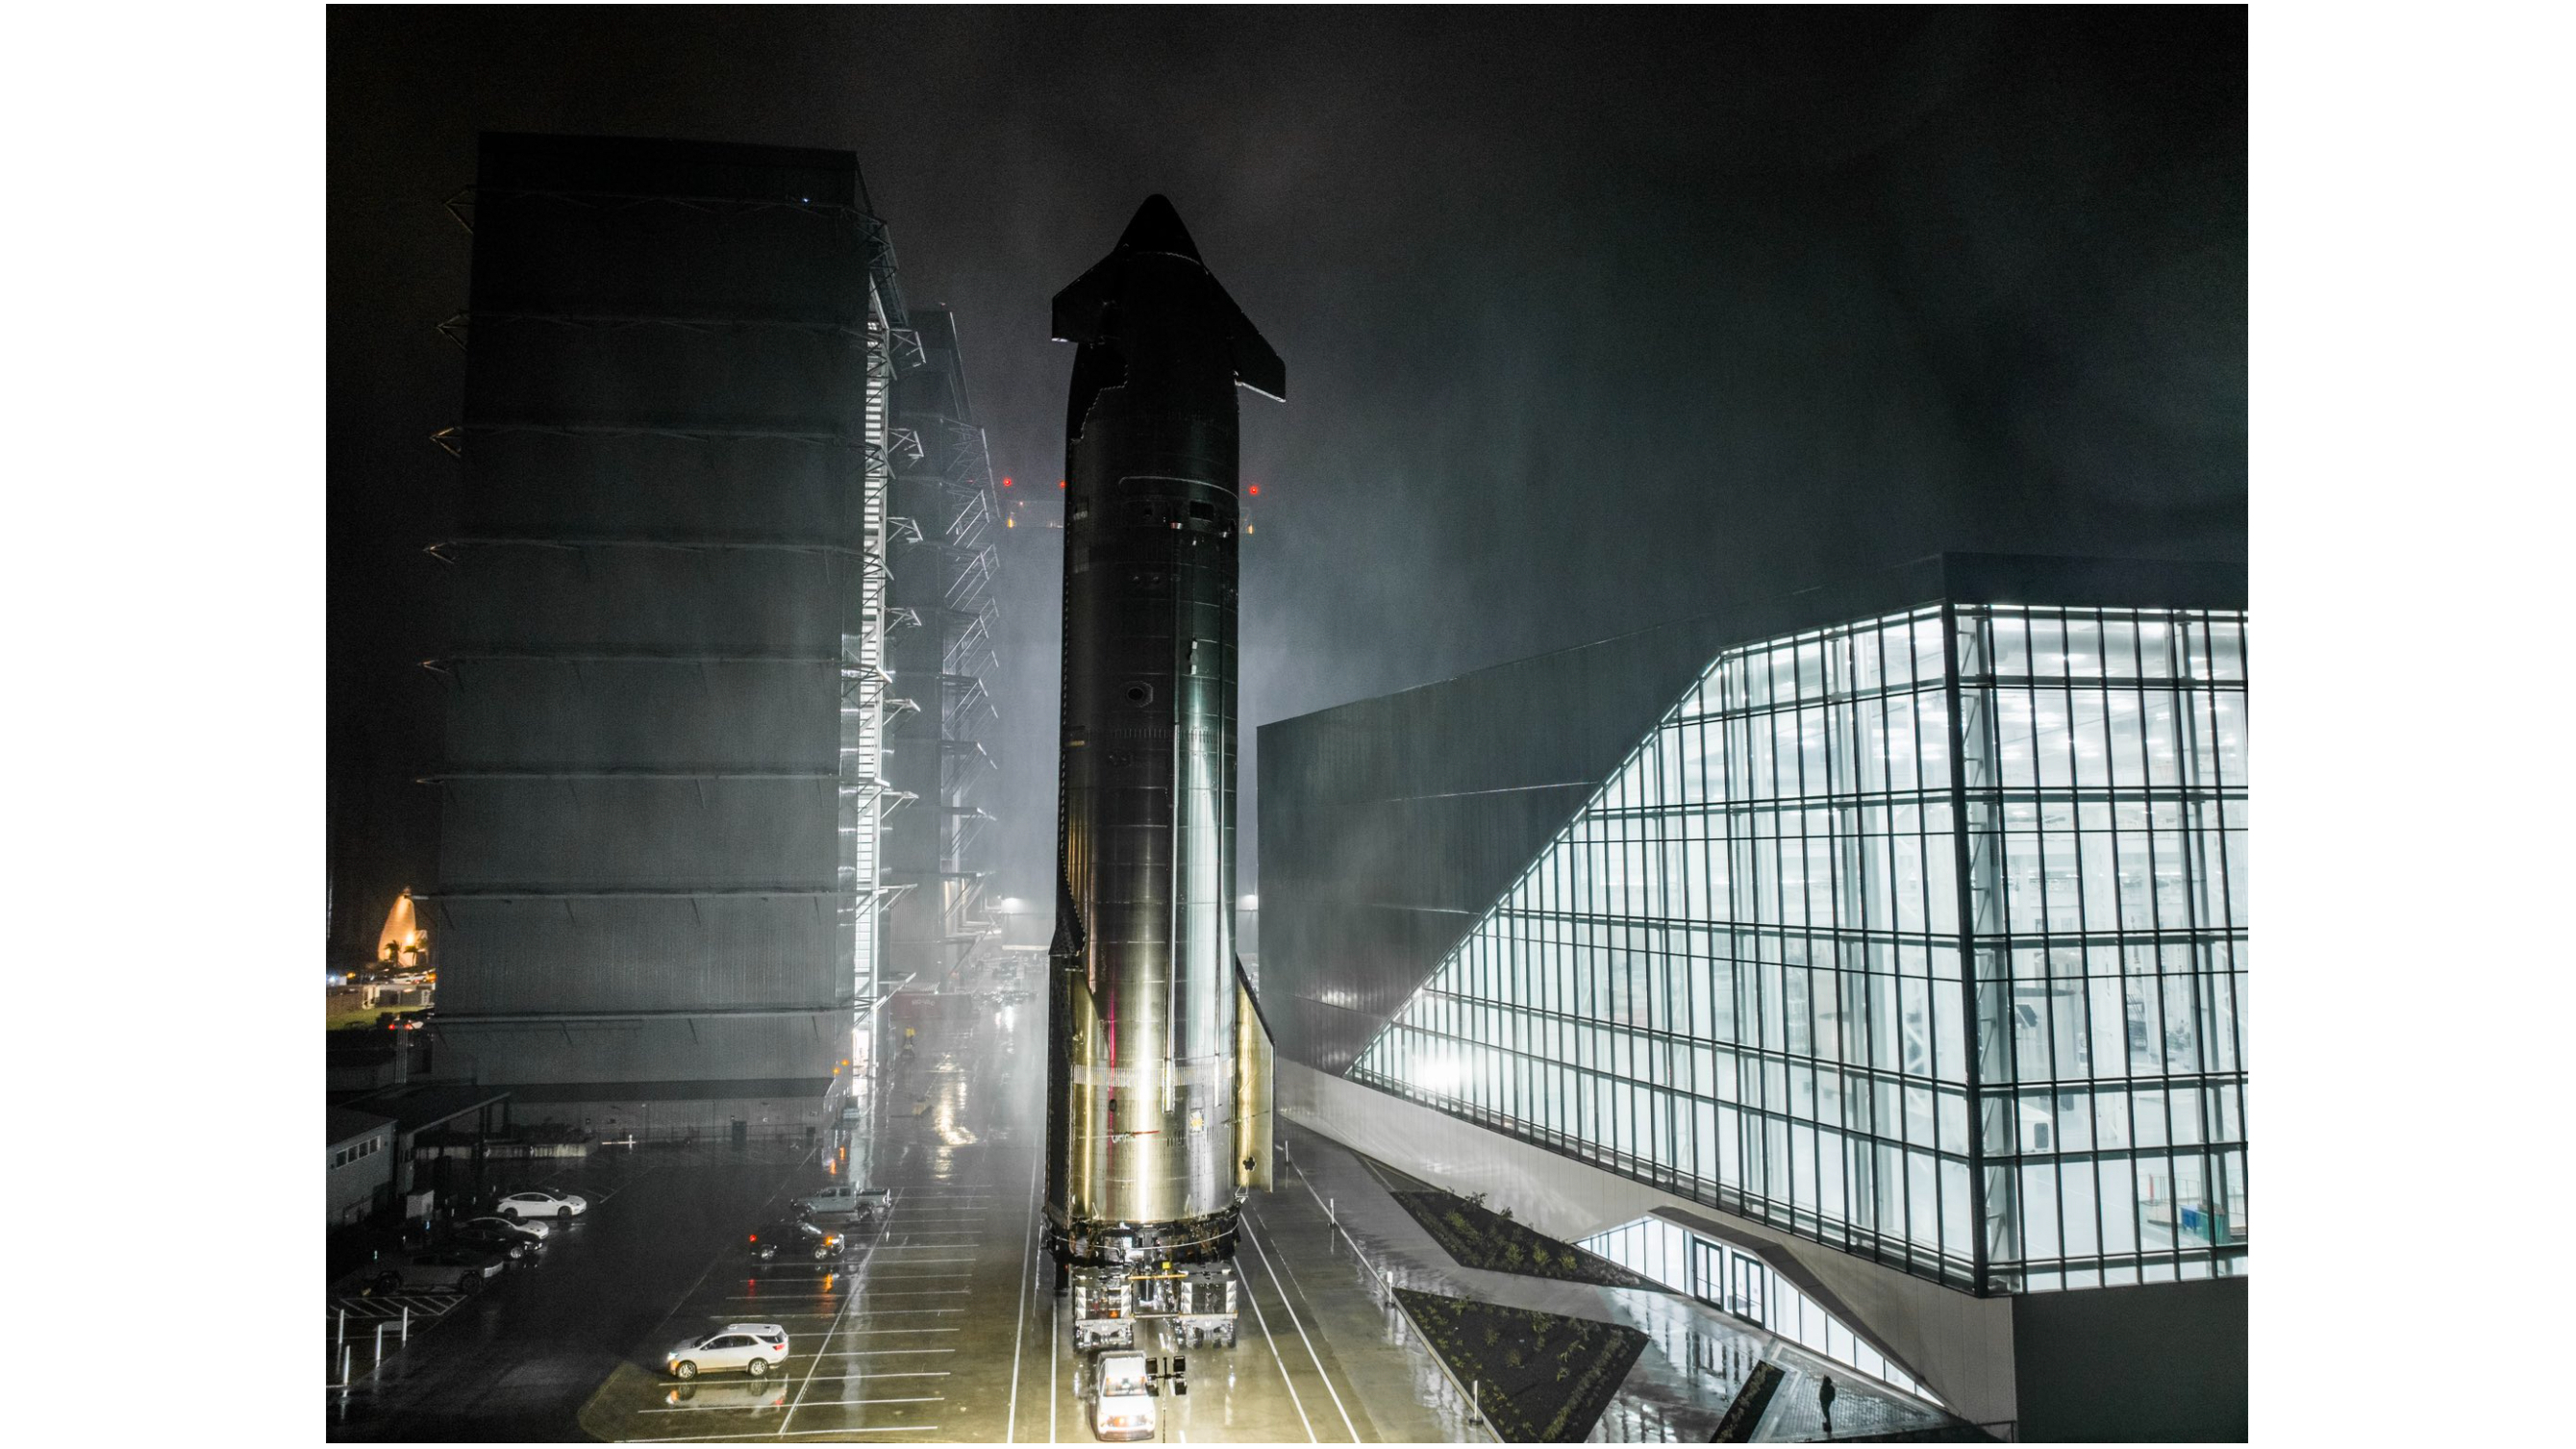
329, 7, 2246, 962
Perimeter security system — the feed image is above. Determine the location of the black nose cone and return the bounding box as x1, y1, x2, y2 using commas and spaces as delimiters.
1117, 194, 1204, 262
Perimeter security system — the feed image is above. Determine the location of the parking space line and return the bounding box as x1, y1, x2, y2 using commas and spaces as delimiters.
627, 1425, 938, 1440
773, 1396, 945, 1407
811, 1348, 957, 1358
820, 1327, 960, 1335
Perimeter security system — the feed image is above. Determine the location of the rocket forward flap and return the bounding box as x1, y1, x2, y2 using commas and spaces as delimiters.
1220, 290, 1286, 402
1049, 195, 1286, 402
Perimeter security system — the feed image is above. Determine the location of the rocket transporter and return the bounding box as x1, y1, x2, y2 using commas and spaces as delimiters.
1044, 195, 1279, 1350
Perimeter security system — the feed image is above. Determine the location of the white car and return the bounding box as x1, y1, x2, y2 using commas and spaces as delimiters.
1092, 1352, 1158, 1441
495, 1188, 588, 1222
664, 1323, 789, 1381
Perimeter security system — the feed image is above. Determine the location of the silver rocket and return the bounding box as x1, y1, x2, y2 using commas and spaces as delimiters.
1045, 196, 1280, 1273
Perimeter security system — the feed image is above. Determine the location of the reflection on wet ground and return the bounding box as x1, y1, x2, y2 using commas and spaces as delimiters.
1270, 1127, 1967, 1442
328, 963, 1961, 1441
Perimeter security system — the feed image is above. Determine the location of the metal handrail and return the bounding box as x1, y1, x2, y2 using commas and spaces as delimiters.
1279, 1141, 1499, 1442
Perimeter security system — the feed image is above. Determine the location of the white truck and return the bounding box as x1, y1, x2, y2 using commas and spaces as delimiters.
797, 1184, 890, 1226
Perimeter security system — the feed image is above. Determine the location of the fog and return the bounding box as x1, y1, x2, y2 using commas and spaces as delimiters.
330, 8, 2244, 953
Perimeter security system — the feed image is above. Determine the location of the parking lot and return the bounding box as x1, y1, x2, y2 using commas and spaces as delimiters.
332, 973, 1450, 1442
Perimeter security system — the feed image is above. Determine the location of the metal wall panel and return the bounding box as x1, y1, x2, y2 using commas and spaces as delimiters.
432, 897, 838, 1013
432, 135, 900, 1103
438, 778, 838, 889
440, 660, 839, 770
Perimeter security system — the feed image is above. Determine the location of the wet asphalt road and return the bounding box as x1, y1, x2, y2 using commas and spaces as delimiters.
328, 984, 1442, 1442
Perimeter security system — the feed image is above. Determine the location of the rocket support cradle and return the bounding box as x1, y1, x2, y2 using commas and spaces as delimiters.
1045, 196, 1279, 1294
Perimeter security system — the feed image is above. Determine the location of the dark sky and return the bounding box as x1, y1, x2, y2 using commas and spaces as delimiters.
329, 6, 2246, 956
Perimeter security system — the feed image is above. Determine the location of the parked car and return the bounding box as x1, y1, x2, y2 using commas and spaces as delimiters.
663, 1323, 789, 1380
446, 1222, 543, 1262
1091, 1352, 1158, 1441
494, 1188, 588, 1222
372, 1246, 507, 1293
746, 1218, 850, 1265
795, 1184, 890, 1224
461, 1213, 550, 1241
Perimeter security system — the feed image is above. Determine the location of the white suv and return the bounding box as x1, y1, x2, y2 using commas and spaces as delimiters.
665, 1323, 789, 1380
1092, 1352, 1158, 1441
495, 1188, 588, 1222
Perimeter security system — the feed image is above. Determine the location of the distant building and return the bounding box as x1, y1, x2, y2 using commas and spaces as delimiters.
327, 1107, 396, 1225
423, 134, 975, 1143
1259, 554, 2247, 1440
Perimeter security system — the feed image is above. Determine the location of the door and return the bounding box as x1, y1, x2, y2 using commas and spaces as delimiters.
1728, 1250, 1766, 1326
1688, 1237, 1724, 1305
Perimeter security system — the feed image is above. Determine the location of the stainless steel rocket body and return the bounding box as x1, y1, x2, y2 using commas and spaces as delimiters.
1046, 198, 1282, 1268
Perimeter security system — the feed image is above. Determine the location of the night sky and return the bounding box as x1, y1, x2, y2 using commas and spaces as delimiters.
328, 7, 2246, 959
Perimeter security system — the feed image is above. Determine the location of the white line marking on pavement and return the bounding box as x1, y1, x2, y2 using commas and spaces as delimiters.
1238, 1239, 1317, 1442
776, 1249, 868, 1437
627, 1425, 938, 1441
1244, 1211, 1361, 1441
1009, 1130, 1040, 1445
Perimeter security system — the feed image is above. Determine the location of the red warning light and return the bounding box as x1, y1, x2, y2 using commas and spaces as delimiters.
1001, 476, 1013, 487
1058, 480, 1067, 489
1247, 485, 1262, 496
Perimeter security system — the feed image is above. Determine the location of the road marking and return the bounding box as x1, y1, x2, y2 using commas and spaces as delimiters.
627, 1424, 938, 1441
819, 1327, 960, 1336
848, 1257, 977, 1265
812, 1348, 957, 1358
1244, 1211, 1361, 1441
776, 1251, 869, 1439
1009, 1132, 1041, 1444
1237, 1241, 1317, 1443
855, 1288, 972, 1296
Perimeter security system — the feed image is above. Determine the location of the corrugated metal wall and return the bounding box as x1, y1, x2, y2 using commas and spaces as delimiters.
428, 134, 899, 1099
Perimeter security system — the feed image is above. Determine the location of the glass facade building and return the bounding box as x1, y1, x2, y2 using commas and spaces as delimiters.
1350, 600, 2247, 1294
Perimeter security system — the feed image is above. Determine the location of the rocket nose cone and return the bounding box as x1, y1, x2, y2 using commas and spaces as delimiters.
1117, 194, 1204, 263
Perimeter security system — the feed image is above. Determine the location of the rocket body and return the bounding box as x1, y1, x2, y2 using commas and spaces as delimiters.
1045, 197, 1283, 1267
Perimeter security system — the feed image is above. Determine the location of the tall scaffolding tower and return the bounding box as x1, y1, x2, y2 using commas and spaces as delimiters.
419, 135, 916, 1139
884, 312, 1006, 990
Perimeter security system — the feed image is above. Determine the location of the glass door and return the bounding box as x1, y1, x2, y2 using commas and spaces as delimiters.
1728, 1250, 1767, 1327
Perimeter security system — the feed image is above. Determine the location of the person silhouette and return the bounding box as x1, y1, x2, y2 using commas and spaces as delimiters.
1818, 1373, 1838, 1436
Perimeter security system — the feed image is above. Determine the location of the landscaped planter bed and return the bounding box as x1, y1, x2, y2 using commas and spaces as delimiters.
1389, 1189, 1661, 1289
1393, 1287, 1648, 1442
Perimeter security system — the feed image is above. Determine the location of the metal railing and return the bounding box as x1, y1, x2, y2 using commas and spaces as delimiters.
1278, 1138, 1500, 1442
